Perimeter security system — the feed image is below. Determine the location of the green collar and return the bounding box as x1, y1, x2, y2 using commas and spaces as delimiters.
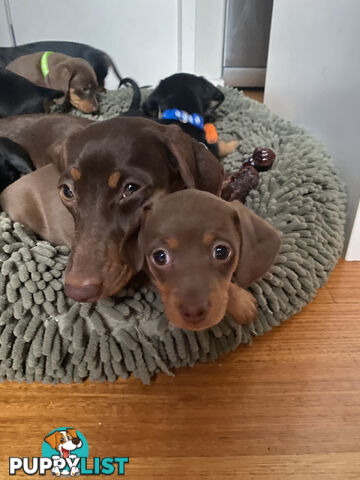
40, 51, 54, 78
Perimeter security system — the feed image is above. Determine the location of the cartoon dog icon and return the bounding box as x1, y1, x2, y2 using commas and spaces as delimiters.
44, 428, 82, 477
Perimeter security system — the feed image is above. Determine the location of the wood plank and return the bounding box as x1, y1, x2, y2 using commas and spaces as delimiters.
242, 88, 264, 103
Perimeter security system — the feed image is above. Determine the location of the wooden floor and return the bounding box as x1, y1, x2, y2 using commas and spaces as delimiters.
1, 259, 359, 479
1, 91, 359, 479
240, 88, 264, 103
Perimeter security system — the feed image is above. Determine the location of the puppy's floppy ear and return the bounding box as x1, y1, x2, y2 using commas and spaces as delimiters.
231, 200, 281, 287
44, 431, 60, 450
160, 124, 224, 195
49, 60, 73, 104
46, 137, 69, 171
209, 84, 225, 109
200, 77, 224, 120
120, 205, 151, 274
142, 94, 160, 118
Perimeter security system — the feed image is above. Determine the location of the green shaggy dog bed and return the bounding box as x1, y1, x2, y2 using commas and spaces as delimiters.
0, 88, 346, 384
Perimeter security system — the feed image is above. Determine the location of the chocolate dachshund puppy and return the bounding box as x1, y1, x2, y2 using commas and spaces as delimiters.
1, 117, 223, 303
0, 40, 122, 87
6, 52, 99, 113
121, 189, 281, 331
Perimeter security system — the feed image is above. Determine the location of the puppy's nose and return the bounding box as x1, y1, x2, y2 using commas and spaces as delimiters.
90, 100, 99, 113
72, 438, 81, 445
179, 300, 210, 323
64, 278, 102, 303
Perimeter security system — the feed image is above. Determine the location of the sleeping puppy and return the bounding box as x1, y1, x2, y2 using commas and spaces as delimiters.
121, 189, 281, 331
0, 137, 34, 193
6, 52, 99, 113
142, 73, 238, 158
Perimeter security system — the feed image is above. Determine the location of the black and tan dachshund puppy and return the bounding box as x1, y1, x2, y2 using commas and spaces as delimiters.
142, 73, 238, 158
0, 69, 63, 118
0, 137, 34, 193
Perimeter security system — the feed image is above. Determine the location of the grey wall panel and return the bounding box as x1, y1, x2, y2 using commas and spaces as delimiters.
265, 0, 360, 248
224, 0, 273, 68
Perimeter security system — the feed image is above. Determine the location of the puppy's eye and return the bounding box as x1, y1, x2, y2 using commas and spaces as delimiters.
60, 437, 65, 443
83, 87, 90, 94
122, 183, 140, 198
60, 184, 74, 201
213, 244, 231, 260
151, 249, 170, 266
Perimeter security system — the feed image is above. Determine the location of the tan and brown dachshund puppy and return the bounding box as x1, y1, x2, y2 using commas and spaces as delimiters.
122, 189, 281, 331
6, 52, 99, 113
1, 118, 223, 303
0, 40, 122, 87
50, 118, 222, 303
0, 164, 74, 247
0, 114, 92, 167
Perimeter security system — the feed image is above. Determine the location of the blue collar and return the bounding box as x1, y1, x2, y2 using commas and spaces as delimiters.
161, 108, 204, 130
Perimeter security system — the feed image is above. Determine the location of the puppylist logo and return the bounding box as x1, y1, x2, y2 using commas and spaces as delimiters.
9, 427, 129, 476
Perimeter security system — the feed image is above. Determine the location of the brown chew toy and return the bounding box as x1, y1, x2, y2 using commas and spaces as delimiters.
242, 147, 276, 172
221, 165, 259, 203
221, 147, 276, 203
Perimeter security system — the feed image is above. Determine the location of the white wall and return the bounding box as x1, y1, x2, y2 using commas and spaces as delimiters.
265, 0, 360, 256
194, 0, 225, 81
4, 0, 225, 88
178, 0, 225, 81
346, 201, 360, 261
8, 0, 178, 87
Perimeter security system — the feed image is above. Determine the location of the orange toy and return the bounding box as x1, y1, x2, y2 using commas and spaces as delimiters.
204, 123, 218, 144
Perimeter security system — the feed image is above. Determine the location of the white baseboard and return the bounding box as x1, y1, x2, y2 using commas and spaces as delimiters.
345, 201, 360, 261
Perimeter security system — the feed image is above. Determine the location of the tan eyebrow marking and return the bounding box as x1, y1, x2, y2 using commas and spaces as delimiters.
108, 171, 121, 188
70, 167, 81, 181
203, 232, 215, 246
165, 237, 179, 250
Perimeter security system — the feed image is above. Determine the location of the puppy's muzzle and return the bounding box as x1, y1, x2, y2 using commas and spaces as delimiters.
64, 279, 102, 303
178, 299, 210, 326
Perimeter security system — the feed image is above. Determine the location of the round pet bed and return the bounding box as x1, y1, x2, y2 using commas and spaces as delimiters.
0, 88, 346, 384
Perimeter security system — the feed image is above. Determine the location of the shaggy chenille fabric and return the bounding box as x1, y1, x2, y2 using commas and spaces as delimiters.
0, 88, 346, 384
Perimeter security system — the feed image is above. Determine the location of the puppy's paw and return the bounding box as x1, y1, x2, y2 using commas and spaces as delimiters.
218, 140, 239, 158
226, 283, 257, 324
